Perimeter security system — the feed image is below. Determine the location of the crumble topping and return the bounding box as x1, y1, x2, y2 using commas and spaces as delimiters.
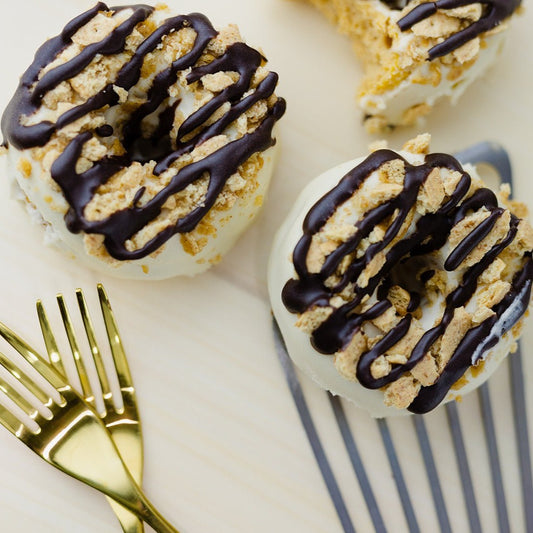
286, 135, 533, 411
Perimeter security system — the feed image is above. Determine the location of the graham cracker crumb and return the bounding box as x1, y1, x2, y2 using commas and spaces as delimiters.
411, 12, 462, 40
71, 12, 122, 46
449, 209, 491, 248
371, 355, 391, 379
296, 306, 333, 335
461, 210, 511, 268
386, 318, 425, 359
358, 251, 386, 288
453, 38, 480, 64
411, 352, 439, 387
437, 307, 472, 371
372, 306, 399, 332
388, 285, 411, 316
479, 258, 506, 284
201, 72, 235, 92
334, 331, 368, 380
379, 159, 406, 186
443, 170, 464, 196
418, 168, 445, 214
358, 182, 403, 212
472, 306, 495, 325
514, 220, 533, 254
402, 133, 431, 155
384, 375, 421, 409
477, 280, 511, 310
387, 353, 408, 365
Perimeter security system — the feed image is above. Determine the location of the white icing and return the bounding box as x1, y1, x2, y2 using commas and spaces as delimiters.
358, 1, 507, 125
268, 154, 521, 417
6, 141, 278, 280
5, 4, 281, 280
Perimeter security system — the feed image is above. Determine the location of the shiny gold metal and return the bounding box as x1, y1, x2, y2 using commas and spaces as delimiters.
36, 284, 144, 533
0, 308, 178, 533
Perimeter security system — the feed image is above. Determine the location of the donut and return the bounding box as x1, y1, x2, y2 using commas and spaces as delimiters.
268, 135, 533, 416
1, 3, 286, 279
302, 0, 521, 132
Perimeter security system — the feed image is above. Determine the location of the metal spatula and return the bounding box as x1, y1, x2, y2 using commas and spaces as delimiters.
273, 142, 531, 533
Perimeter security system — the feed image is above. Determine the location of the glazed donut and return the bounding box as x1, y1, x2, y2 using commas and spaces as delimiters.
1, 3, 285, 279
268, 135, 533, 416
301, 0, 521, 132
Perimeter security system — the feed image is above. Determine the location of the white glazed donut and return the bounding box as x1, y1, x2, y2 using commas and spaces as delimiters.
2, 3, 285, 279
302, 0, 521, 132
269, 135, 533, 417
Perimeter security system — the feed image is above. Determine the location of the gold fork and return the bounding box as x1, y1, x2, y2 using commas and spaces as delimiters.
36, 284, 144, 533
0, 320, 179, 533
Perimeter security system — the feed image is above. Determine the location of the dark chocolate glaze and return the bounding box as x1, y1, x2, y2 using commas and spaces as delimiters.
96, 124, 114, 137
381, 0, 410, 9
419, 269, 435, 283
2, 3, 285, 260
396, 0, 522, 60
282, 150, 532, 413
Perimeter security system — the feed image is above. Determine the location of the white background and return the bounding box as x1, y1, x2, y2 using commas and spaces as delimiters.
0, 1, 532, 531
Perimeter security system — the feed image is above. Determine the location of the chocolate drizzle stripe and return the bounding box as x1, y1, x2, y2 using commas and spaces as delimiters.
1, 3, 108, 149
356, 315, 413, 389
33, 5, 153, 102
444, 208, 503, 271
2, 3, 286, 261
121, 13, 219, 149
396, 0, 522, 60
409, 260, 533, 413
153, 65, 280, 175
282, 149, 531, 413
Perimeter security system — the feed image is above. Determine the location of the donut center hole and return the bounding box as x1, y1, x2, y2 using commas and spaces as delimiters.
388, 255, 437, 297
126, 135, 173, 164
117, 99, 181, 164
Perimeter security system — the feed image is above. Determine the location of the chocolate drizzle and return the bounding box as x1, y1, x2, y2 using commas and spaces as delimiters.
2, 3, 285, 260
396, 0, 522, 59
282, 150, 532, 413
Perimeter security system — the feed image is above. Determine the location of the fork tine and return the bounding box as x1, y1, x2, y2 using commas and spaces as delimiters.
76, 288, 113, 412
0, 404, 25, 436
0, 348, 51, 406
56, 294, 92, 401
98, 284, 133, 393
0, 323, 67, 404
36, 300, 66, 377
0, 374, 41, 419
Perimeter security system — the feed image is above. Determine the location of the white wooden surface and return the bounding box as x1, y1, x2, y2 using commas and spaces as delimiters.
0, 1, 532, 532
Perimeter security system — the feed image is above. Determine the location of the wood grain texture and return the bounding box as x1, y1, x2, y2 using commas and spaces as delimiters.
0, 1, 531, 531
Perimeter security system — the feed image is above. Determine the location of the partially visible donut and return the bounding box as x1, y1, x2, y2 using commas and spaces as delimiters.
302, 0, 522, 132
269, 135, 533, 416
2, 3, 285, 279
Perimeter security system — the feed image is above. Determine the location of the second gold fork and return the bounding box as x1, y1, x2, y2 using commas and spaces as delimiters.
37, 284, 144, 533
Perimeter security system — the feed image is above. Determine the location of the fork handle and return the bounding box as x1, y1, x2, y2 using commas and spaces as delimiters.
118, 489, 179, 533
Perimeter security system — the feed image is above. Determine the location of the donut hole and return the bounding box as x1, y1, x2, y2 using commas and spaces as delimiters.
119, 99, 180, 165
387, 254, 444, 320
389, 256, 430, 292
126, 130, 174, 165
